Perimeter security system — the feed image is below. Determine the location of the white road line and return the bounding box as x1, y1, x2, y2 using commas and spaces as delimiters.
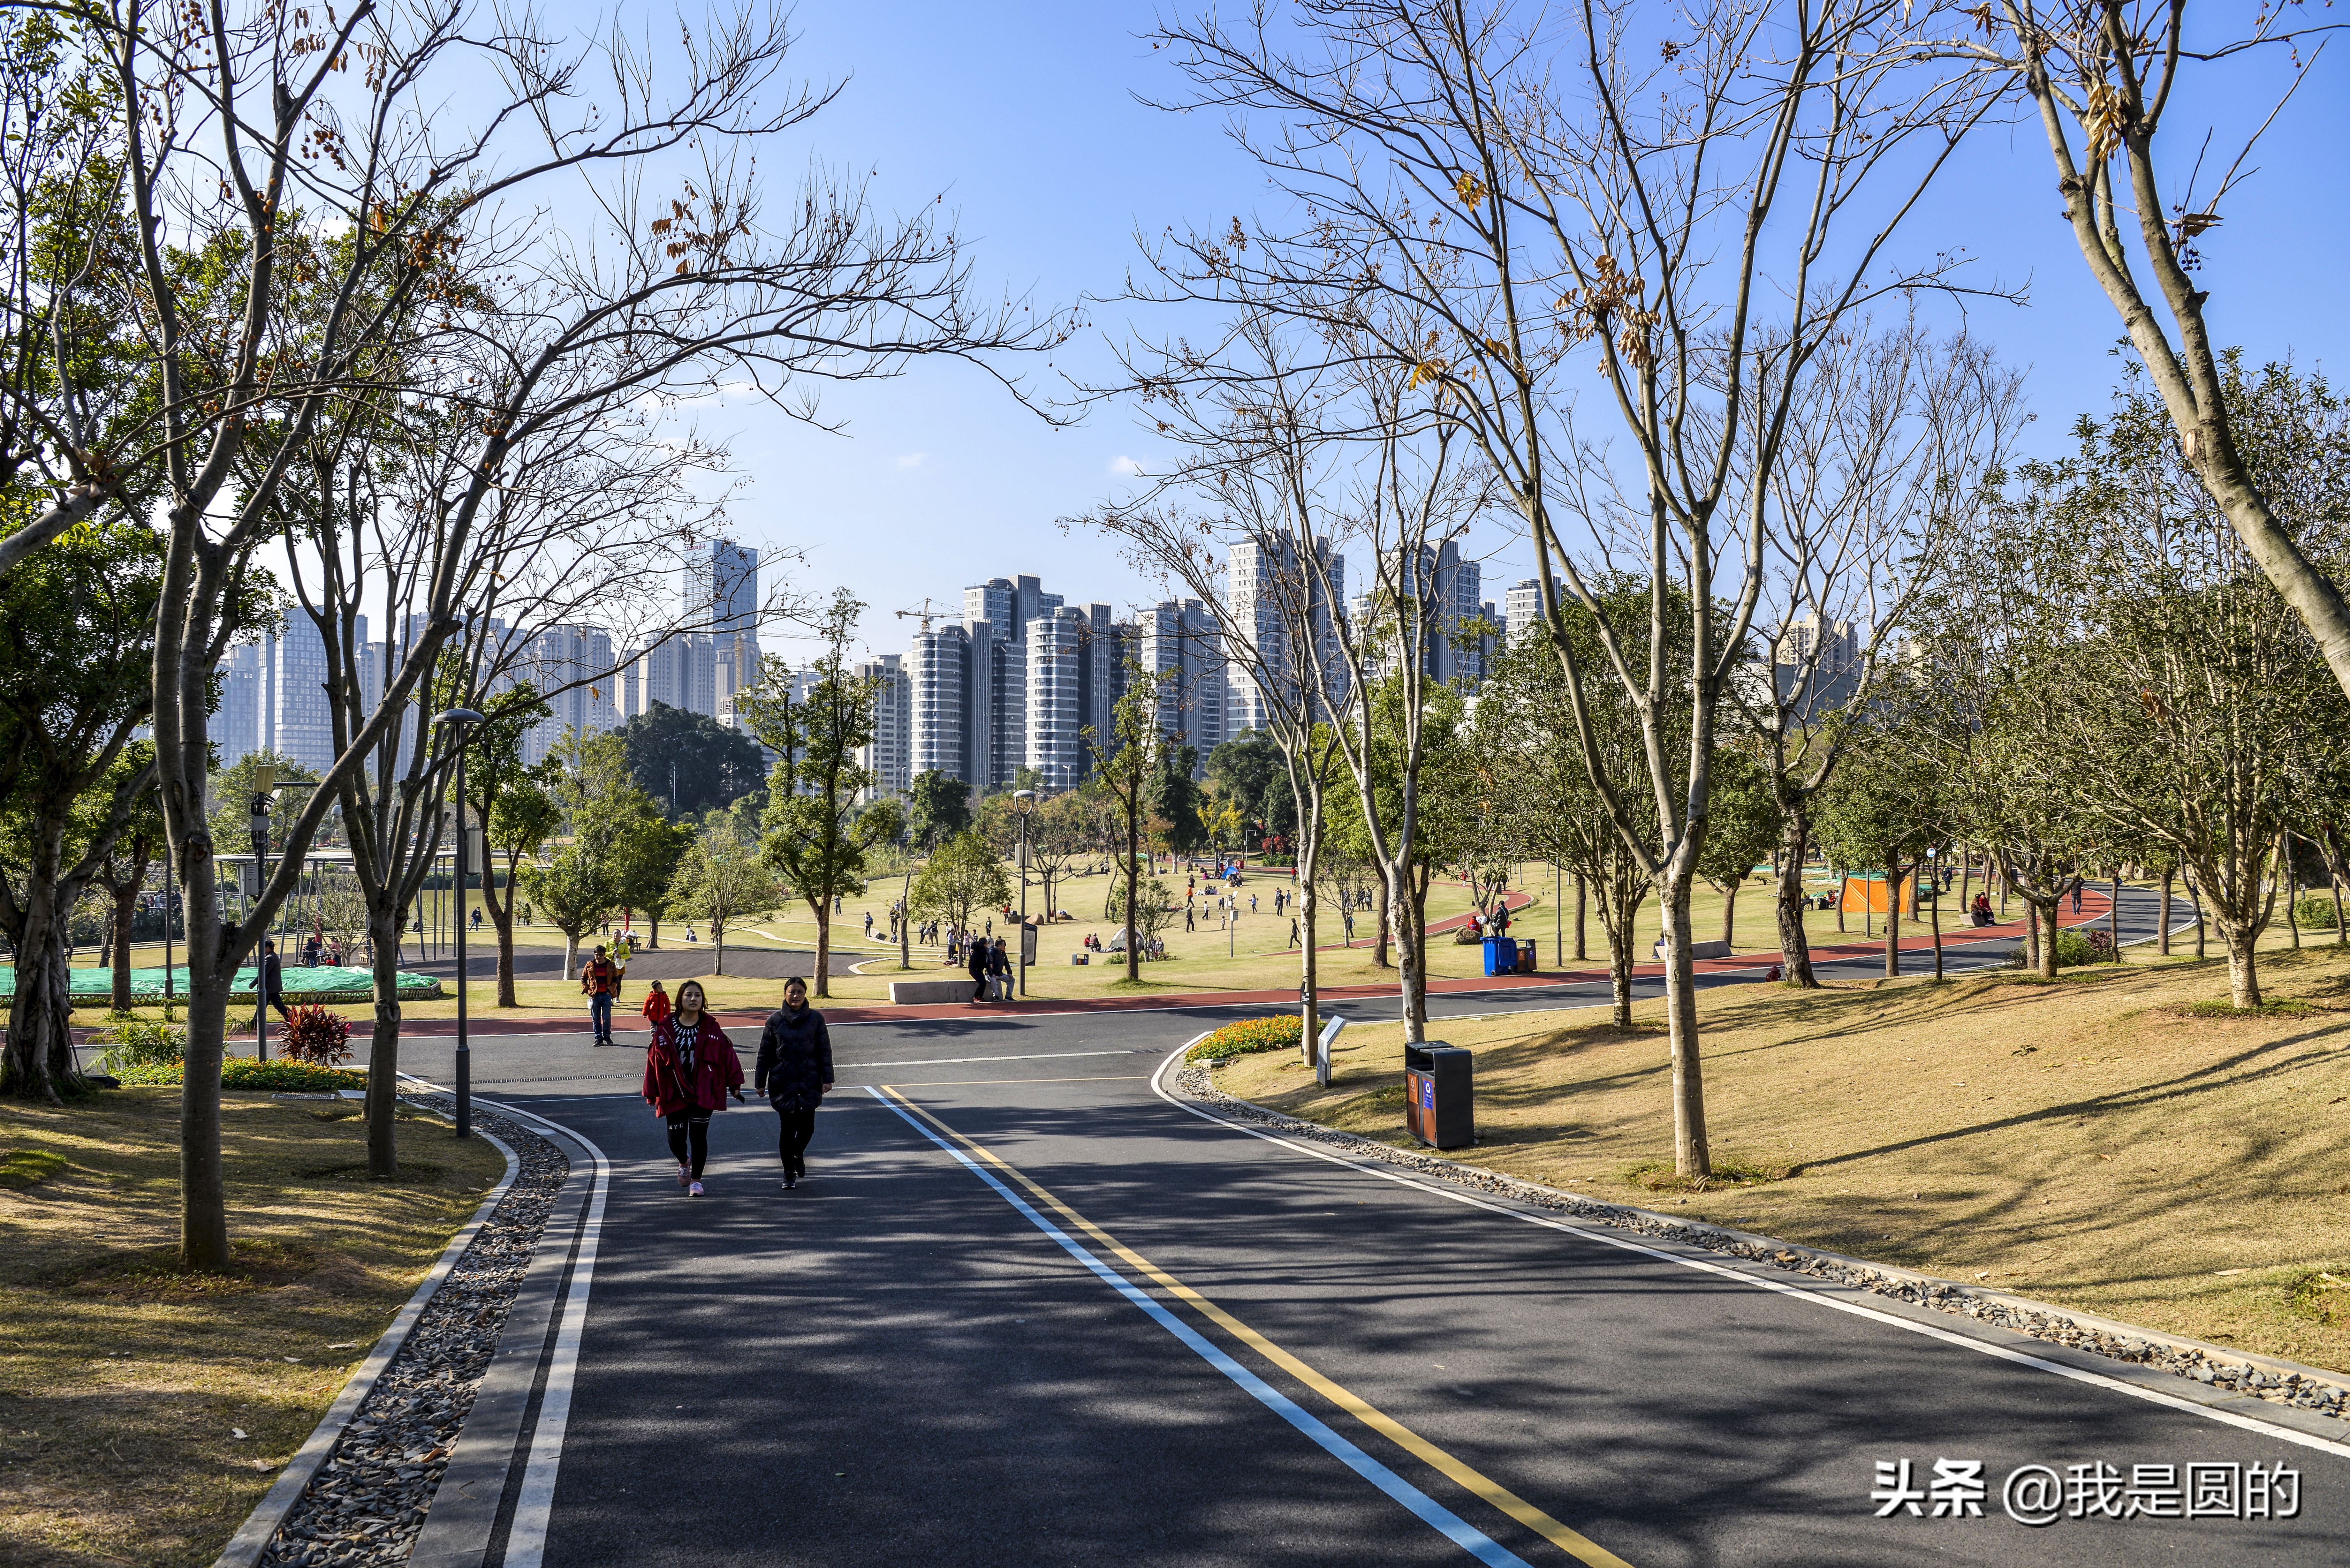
868, 1087, 1534, 1568
395, 1082, 616, 1568
1146, 1045, 2350, 1462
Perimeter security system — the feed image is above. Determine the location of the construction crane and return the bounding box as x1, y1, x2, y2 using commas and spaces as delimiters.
893, 597, 954, 634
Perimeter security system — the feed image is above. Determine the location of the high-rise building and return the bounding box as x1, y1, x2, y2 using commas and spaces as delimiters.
1225, 536, 1347, 734
855, 653, 911, 800
1773, 613, 1864, 718
1077, 603, 1132, 750
1140, 599, 1224, 771
1025, 608, 1088, 789
1503, 578, 1546, 644
908, 618, 1000, 788
519, 624, 619, 764
265, 613, 364, 772
215, 638, 267, 767
1361, 539, 1490, 688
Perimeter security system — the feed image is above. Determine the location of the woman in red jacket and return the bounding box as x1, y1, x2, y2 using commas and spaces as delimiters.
641, 980, 744, 1197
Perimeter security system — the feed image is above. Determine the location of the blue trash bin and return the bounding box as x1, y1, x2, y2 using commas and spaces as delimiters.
1482, 935, 1511, 976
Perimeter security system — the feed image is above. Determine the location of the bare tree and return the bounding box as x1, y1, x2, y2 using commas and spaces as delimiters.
1959, 3, 2350, 699
51, 0, 1062, 1267
1150, 0, 2005, 1177
1083, 317, 1358, 1052
1731, 323, 2022, 985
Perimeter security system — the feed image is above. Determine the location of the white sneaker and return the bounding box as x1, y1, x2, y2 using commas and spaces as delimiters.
677, 1164, 690, 1187
688, 1181, 705, 1197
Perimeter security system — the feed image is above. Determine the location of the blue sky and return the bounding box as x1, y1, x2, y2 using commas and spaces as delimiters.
688, 3, 2350, 662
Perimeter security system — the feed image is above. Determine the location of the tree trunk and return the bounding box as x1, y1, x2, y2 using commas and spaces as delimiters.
1773, 817, 1818, 986
489, 862, 519, 1008
1721, 881, 1737, 948
1659, 872, 1709, 1181
2192, 878, 2207, 958
2040, 902, 2059, 980
1408, 862, 1431, 1029
2111, 872, 2125, 961
2025, 898, 2042, 973
1395, 864, 1427, 1044
1929, 860, 1944, 979
4, 909, 79, 1102
1573, 872, 1586, 960
2160, 868, 2174, 956
1604, 909, 1634, 1027
1124, 795, 1140, 984
1883, 858, 1901, 979
364, 900, 405, 1178
178, 831, 232, 1270
561, 928, 581, 977
1372, 877, 1392, 970
714, 921, 726, 977
112, 879, 141, 1012
3, 810, 88, 1102
812, 900, 832, 999
1957, 851, 1972, 931
2223, 922, 2263, 1008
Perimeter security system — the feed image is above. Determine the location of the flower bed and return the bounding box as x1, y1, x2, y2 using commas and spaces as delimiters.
1186, 1014, 1305, 1062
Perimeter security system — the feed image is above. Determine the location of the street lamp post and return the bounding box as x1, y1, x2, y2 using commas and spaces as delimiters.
436, 708, 485, 1138
1012, 789, 1035, 998
249, 765, 278, 1061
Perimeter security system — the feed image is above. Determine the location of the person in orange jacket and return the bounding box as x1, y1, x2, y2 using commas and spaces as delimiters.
641, 979, 671, 1029
640, 981, 743, 1197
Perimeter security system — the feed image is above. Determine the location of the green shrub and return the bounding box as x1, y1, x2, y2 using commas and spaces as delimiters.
92, 1014, 186, 1073
1186, 1015, 1305, 1061
2292, 893, 2339, 930
108, 1057, 366, 1093
2051, 929, 2103, 968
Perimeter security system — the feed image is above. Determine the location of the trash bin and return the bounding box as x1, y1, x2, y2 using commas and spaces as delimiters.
1481, 935, 1513, 976
1403, 1044, 1474, 1150
1515, 939, 1537, 975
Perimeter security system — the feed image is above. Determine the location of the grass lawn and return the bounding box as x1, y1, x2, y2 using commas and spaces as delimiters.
1211, 945, 2350, 1377
93, 863, 2300, 1023
0, 1088, 507, 1567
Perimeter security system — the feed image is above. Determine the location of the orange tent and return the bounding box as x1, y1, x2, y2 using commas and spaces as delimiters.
1839, 874, 1917, 917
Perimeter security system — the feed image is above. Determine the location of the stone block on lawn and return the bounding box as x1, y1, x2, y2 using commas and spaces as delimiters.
888, 978, 979, 1005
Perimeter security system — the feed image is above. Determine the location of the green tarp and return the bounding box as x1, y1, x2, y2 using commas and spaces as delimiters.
0, 965, 442, 1004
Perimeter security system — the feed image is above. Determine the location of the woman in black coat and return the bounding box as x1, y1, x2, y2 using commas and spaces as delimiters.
754, 976, 835, 1189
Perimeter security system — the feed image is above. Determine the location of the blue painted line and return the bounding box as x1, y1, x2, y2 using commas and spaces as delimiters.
867, 1087, 1534, 1568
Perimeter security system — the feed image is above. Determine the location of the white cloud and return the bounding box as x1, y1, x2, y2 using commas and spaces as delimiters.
893, 452, 928, 469
1109, 455, 1145, 476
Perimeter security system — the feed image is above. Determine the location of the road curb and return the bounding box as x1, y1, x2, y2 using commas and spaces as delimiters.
1157, 1053, 2350, 1451
208, 1121, 520, 1568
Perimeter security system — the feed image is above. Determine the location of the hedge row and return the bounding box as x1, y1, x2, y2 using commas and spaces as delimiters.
1186, 1015, 1305, 1062
108, 1059, 368, 1093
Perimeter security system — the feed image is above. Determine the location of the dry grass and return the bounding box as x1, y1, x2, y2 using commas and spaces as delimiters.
1216, 945, 2350, 1376
0, 1089, 506, 1568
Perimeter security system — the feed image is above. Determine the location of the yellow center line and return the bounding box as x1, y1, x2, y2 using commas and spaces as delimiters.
878, 1086, 1635, 1568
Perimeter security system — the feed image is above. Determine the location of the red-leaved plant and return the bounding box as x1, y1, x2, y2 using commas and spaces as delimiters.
279, 1004, 354, 1067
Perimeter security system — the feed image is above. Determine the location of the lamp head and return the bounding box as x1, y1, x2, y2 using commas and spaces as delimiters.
435, 707, 486, 728
1013, 789, 1036, 815
251, 763, 278, 796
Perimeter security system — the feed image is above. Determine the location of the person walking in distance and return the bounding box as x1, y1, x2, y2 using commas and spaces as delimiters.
580, 944, 621, 1046
641, 980, 744, 1198
756, 976, 834, 1189
641, 978, 672, 1030
258, 939, 292, 1024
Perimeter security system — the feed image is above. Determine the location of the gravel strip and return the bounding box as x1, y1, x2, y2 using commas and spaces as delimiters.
257, 1101, 569, 1568
1173, 1063, 2350, 1427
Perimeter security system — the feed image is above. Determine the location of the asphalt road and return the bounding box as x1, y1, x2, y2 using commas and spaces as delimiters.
374, 890, 2350, 1563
